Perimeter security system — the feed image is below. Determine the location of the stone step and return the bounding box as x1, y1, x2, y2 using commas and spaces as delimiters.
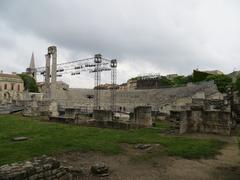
0, 105, 24, 114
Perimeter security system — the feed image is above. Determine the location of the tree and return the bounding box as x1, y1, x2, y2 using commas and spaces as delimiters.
158, 76, 174, 87
192, 70, 210, 82
18, 73, 39, 92
206, 74, 232, 93
234, 75, 240, 94
172, 76, 190, 86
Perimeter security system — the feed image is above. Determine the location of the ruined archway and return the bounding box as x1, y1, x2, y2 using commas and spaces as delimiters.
3, 92, 11, 104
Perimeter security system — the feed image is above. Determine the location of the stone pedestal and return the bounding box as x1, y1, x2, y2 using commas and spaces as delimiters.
93, 110, 113, 121
22, 100, 39, 117
133, 106, 152, 127
49, 101, 59, 117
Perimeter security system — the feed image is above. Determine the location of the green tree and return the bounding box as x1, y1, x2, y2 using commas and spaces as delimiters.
192, 70, 210, 82
234, 75, 240, 94
18, 73, 39, 92
206, 74, 232, 93
172, 76, 190, 86
158, 76, 174, 87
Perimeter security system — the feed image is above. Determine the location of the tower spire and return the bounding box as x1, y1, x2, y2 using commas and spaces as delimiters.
26, 52, 37, 81
29, 52, 35, 69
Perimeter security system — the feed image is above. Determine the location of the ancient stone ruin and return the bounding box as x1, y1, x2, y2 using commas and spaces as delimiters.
1, 46, 237, 135
170, 98, 233, 135
0, 156, 74, 180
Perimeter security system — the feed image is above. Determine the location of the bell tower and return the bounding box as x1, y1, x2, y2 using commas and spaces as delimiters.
26, 52, 37, 80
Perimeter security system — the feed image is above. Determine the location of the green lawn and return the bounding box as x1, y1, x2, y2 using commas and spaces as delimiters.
0, 115, 225, 165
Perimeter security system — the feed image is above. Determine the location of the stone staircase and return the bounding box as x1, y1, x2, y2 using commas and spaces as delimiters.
0, 104, 24, 114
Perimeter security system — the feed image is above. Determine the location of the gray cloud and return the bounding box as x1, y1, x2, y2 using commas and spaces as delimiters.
0, 0, 240, 87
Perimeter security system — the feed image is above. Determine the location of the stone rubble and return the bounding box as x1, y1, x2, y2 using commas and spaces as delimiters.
134, 144, 152, 150
0, 155, 72, 180
90, 162, 109, 177
12, 136, 28, 141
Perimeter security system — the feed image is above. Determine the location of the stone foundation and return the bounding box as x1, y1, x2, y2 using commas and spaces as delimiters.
20, 100, 51, 117
177, 107, 232, 135
0, 156, 75, 180
49, 116, 148, 130
93, 110, 113, 121
131, 106, 152, 127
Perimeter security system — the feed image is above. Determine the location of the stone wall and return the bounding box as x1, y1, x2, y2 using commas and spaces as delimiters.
178, 107, 231, 135
21, 100, 51, 117
49, 116, 149, 130
132, 106, 152, 127
55, 81, 219, 112
93, 110, 113, 121
0, 156, 74, 180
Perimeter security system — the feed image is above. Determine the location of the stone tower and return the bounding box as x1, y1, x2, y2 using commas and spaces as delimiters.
26, 52, 37, 80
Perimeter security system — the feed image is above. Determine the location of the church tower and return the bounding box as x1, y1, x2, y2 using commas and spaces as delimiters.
26, 52, 37, 81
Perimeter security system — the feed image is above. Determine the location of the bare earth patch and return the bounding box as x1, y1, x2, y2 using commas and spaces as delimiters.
55, 136, 240, 180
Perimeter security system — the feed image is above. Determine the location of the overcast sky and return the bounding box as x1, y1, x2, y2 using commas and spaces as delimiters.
0, 0, 240, 88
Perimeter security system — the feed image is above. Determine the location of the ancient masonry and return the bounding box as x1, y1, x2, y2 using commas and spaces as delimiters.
17, 46, 236, 134
0, 156, 81, 180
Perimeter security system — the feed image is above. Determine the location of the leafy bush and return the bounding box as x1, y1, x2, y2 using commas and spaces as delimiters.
234, 75, 240, 94
18, 73, 39, 92
206, 74, 232, 93
192, 70, 210, 82
158, 76, 174, 87
172, 75, 192, 86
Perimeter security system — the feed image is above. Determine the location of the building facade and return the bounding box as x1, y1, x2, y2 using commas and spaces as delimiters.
0, 73, 24, 104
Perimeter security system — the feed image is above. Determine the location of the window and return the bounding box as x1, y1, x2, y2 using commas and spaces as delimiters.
11, 84, 14, 90
18, 85, 20, 92
4, 84, 7, 90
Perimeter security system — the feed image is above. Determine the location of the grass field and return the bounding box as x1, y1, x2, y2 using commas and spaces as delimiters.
0, 115, 225, 165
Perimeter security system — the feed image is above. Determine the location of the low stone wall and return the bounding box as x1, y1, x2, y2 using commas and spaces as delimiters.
55, 81, 219, 112
20, 100, 51, 117
178, 107, 232, 135
131, 106, 152, 127
0, 156, 73, 180
93, 110, 113, 121
49, 116, 149, 130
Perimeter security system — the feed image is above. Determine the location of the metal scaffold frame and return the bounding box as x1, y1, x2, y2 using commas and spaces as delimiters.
94, 54, 102, 110
111, 59, 117, 112
35, 47, 117, 111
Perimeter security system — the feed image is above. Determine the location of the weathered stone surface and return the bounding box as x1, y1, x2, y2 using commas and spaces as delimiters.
0, 156, 71, 180
91, 162, 109, 176
134, 144, 152, 150
12, 136, 28, 142
172, 99, 232, 135
93, 110, 113, 121
132, 106, 152, 127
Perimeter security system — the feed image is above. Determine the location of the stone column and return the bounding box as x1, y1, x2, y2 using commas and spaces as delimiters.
49, 101, 59, 117
48, 46, 57, 100
133, 106, 152, 127
45, 54, 51, 84
50, 47, 57, 84
45, 54, 51, 99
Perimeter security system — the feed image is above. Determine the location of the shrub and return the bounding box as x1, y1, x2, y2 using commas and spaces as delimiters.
206, 74, 232, 93
18, 73, 39, 92
234, 75, 240, 94
192, 70, 210, 82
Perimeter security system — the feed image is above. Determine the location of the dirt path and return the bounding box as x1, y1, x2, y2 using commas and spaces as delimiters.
55, 136, 240, 180
163, 136, 240, 180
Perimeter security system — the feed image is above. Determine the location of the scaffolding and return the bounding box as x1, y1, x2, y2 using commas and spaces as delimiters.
110, 59, 117, 112
94, 54, 102, 110
36, 48, 117, 112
